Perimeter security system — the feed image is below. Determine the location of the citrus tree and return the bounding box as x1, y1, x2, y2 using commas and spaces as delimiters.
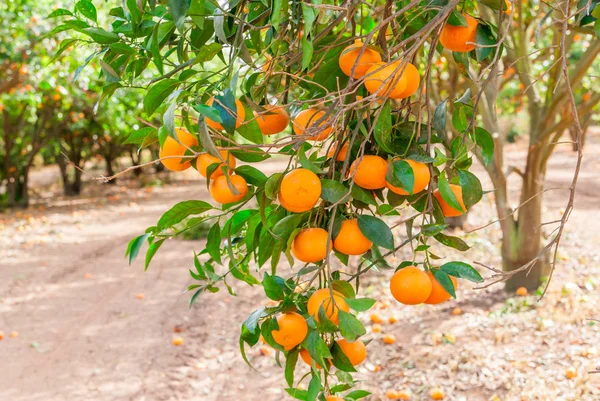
50, 0, 592, 398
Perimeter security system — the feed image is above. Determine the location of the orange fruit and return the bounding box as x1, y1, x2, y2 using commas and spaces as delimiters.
390, 266, 433, 305
383, 334, 396, 344
0, 331, 4, 340
430, 387, 444, 400
325, 397, 345, 401
293, 109, 333, 140
349, 155, 388, 190
565, 367, 577, 379
278, 168, 322, 212
172, 336, 184, 346
364, 61, 409, 99
254, 105, 289, 135
136, 293, 145, 300
385, 390, 400, 400
439, 14, 478, 53
433, 184, 466, 217
388, 315, 398, 324
394, 62, 420, 99
337, 339, 367, 366
386, 159, 431, 195
397, 390, 412, 400
292, 228, 330, 263
338, 40, 383, 78
452, 307, 462, 316
328, 142, 350, 162
307, 288, 350, 325
504, 0, 512, 15
333, 219, 373, 255
516, 287, 528, 296
300, 348, 323, 369
372, 324, 382, 333
205, 97, 246, 130
424, 271, 457, 305
271, 312, 308, 351
370, 313, 383, 324
209, 175, 248, 204
197, 150, 236, 179
159, 129, 199, 171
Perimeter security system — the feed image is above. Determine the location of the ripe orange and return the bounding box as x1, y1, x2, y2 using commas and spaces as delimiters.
159, 129, 199, 171
328, 142, 350, 162
372, 324, 382, 333
278, 168, 322, 213
424, 271, 457, 305
390, 266, 433, 305
292, 228, 330, 263
396, 390, 412, 400
386, 159, 431, 195
300, 348, 323, 369
307, 288, 350, 325
385, 390, 400, 400
452, 307, 462, 316
293, 109, 333, 140
364, 61, 409, 99
433, 184, 466, 217
383, 334, 396, 344
565, 367, 577, 379
172, 336, 184, 346
271, 312, 308, 351
516, 287, 528, 296
205, 97, 246, 130
370, 313, 383, 324
325, 397, 345, 401
395, 62, 420, 99
439, 14, 478, 53
333, 219, 373, 255
337, 339, 367, 366
504, 0, 512, 15
338, 40, 383, 78
136, 293, 145, 300
0, 331, 4, 340
349, 155, 388, 190
254, 105, 289, 135
430, 387, 444, 400
209, 175, 248, 204
388, 315, 398, 324
197, 150, 236, 179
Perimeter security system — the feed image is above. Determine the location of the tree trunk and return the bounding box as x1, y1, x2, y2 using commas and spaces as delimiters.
105, 154, 117, 185
57, 157, 83, 196
6, 169, 30, 208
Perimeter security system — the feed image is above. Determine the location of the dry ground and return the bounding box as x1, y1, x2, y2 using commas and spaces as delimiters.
1, 134, 599, 401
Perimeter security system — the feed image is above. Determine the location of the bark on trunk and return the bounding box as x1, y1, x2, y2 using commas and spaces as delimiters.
105, 155, 117, 184
57, 157, 83, 196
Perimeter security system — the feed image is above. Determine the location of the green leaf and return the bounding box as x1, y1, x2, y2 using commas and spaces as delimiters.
332, 280, 355, 299
440, 261, 483, 282
301, 37, 314, 70
475, 23, 496, 62
262, 273, 285, 300
345, 297, 376, 312
50, 38, 79, 63
125, 233, 149, 264
373, 101, 393, 153
265, 172, 283, 199
431, 269, 456, 298
168, 0, 190, 32
81, 27, 120, 44
157, 200, 212, 230
206, 223, 222, 264
48, 8, 73, 17
285, 388, 309, 401
285, 349, 299, 387
76, 0, 97, 22
458, 170, 482, 209
447, 11, 468, 26
320, 179, 349, 203
272, 214, 303, 240
331, 341, 356, 372
438, 173, 465, 213
420, 223, 448, 236
307, 373, 321, 401
235, 165, 268, 186
452, 104, 468, 132
346, 390, 372, 400
434, 233, 471, 251
193, 104, 222, 122
433, 99, 448, 140
304, 330, 332, 368
352, 185, 377, 205
144, 79, 180, 116
474, 127, 494, 166
357, 215, 393, 250
338, 310, 366, 342
244, 307, 267, 334
196, 42, 223, 63
124, 127, 157, 145
145, 238, 165, 271
387, 159, 415, 194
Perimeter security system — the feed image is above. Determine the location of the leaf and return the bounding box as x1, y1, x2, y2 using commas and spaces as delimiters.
373, 101, 393, 153
285, 349, 298, 387
272, 214, 303, 240
81, 27, 120, 44
168, 0, 190, 32
458, 170, 483, 209
206, 223, 222, 264
304, 330, 332, 368
357, 215, 393, 250
475, 23, 496, 62
76, 0, 97, 22
452, 104, 468, 132
144, 79, 179, 116
474, 127, 495, 166
433, 99, 448, 140
262, 273, 285, 300
320, 179, 349, 203
307, 373, 321, 401
243, 307, 267, 334
338, 309, 366, 342
301, 37, 314, 70
193, 104, 222, 122
157, 200, 212, 230
265, 173, 283, 200
438, 173, 465, 213
346, 390, 372, 400
196, 42, 222, 63
420, 223, 448, 236
352, 185, 377, 205
345, 297, 376, 312
434, 233, 471, 251
145, 238, 165, 271
332, 280, 355, 299
285, 388, 309, 401
431, 269, 456, 298
235, 165, 268, 186
125, 233, 149, 264
331, 341, 356, 372
387, 159, 415, 194
447, 11, 468, 26
48, 8, 73, 17
440, 261, 483, 282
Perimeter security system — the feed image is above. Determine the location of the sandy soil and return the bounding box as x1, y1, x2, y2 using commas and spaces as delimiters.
0, 134, 599, 401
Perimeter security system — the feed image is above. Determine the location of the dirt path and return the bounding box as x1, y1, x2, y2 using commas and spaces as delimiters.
1, 135, 600, 401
